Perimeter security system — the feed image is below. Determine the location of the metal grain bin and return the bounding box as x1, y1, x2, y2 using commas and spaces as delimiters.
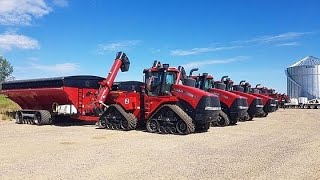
286, 56, 320, 99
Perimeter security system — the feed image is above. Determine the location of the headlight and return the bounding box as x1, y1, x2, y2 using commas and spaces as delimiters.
205, 106, 221, 111
238, 106, 248, 110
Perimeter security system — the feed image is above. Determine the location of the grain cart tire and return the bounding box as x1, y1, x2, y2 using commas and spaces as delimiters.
15, 111, 23, 124
34, 110, 52, 125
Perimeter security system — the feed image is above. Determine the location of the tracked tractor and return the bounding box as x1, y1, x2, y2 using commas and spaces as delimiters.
223, 78, 264, 120
95, 58, 221, 134
239, 82, 277, 117
180, 68, 248, 126
253, 85, 289, 109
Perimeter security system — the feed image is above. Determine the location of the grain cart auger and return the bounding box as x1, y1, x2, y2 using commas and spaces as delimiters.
89, 52, 130, 116
179, 67, 248, 126
224, 79, 264, 120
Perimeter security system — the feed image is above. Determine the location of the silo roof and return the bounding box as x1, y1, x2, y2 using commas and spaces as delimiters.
290, 56, 320, 67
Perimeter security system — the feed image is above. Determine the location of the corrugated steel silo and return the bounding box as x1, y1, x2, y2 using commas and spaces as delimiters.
286, 56, 320, 99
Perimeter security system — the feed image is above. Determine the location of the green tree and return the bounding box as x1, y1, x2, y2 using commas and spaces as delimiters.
0, 56, 13, 83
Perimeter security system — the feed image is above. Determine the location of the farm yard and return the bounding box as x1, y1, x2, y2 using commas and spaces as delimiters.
0, 109, 319, 179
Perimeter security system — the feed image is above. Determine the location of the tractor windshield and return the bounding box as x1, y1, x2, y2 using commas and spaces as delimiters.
244, 86, 251, 93
145, 70, 177, 95
204, 78, 213, 90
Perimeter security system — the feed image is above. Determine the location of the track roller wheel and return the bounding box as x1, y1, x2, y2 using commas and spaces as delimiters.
176, 120, 188, 134
98, 116, 108, 128
146, 119, 159, 133
213, 111, 230, 127
248, 115, 254, 121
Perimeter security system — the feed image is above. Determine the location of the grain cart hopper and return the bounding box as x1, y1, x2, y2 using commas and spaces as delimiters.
1, 52, 130, 125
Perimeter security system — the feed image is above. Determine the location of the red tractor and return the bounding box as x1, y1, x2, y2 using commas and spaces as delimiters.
239, 82, 277, 117
253, 85, 289, 109
96, 59, 221, 134
180, 68, 248, 126
222, 78, 264, 120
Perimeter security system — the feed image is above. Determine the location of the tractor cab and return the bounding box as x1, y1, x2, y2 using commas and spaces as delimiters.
232, 80, 245, 92
212, 76, 227, 91
143, 61, 179, 96
194, 73, 214, 91
221, 76, 234, 92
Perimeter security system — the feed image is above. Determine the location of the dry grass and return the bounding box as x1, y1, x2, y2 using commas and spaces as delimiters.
0, 94, 20, 120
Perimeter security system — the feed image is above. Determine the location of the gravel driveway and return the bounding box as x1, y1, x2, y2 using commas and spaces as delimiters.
0, 109, 319, 180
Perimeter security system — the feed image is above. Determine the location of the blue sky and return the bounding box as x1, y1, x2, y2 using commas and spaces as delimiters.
0, 0, 319, 93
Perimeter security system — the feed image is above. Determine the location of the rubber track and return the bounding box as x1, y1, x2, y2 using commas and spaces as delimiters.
38, 110, 52, 125
214, 111, 230, 127
165, 104, 195, 134
109, 104, 137, 130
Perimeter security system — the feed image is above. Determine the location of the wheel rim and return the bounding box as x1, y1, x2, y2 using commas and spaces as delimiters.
121, 120, 129, 129
159, 126, 165, 134
170, 127, 176, 134
147, 120, 159, 133
176, 120, 187, 134
100, 117, 107, 128
165, 127, 171, 134
15, 112, 23, 124
217, 115, 225, 126
34, 112, 41, 125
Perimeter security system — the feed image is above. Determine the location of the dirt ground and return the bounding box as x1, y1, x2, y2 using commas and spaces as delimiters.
0, 109, 320, 180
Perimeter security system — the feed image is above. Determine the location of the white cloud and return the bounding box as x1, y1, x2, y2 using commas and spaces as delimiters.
98, 40, 141, 53
182, 56, 249, 69
0, 32, 40, 50
275, 42, 300, 47
0, 0, 52, 26
234, 32, 311, 45
170, 46, 240, 56
52, 0, 68, 7
30, 62, 79, 74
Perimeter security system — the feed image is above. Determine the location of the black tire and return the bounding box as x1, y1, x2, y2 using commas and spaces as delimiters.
34, 110, 52, 125
229, 117, 238, 125
214, 111, 230, 127
248, 115, 254, 121
263, 113, 268, 117
15, 111, 23, 124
